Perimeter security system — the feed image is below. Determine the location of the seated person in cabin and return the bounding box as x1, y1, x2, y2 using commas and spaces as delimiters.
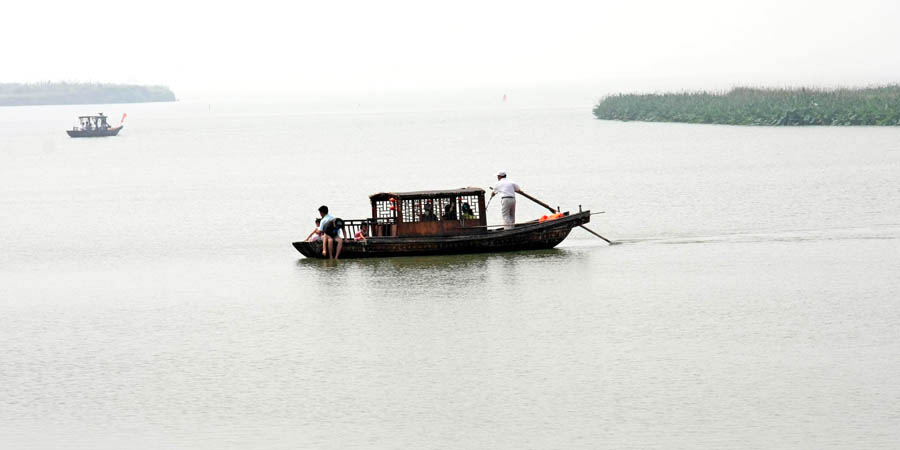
442, 201, 457, 220
305, 218, 322, 242
354, 224, 368, 242
420, 203, 438, 221
461, 202, 476, 219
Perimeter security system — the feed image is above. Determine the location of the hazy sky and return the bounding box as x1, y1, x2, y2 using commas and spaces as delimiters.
5, 0, 900, 97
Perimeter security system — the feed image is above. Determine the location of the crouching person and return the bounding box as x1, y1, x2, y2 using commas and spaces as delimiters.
354, 223, 369, 242
305, 218, 322, 242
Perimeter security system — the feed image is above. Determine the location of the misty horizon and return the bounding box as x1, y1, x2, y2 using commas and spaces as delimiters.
5, 0, 899, 98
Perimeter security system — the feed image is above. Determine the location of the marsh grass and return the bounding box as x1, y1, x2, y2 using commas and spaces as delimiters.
593, 85, 900, 125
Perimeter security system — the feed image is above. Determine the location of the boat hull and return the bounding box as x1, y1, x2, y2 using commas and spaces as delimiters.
293, 211, 591, 259
66, 126, 123, 137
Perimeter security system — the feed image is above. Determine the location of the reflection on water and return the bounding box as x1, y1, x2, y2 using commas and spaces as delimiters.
295, 248, 572, 271
294, 249, 583, 302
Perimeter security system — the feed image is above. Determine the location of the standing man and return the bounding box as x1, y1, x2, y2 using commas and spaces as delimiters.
490, 170, 523, 229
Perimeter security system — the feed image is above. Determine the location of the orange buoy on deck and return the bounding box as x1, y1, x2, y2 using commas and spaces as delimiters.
538, 212, 564, 223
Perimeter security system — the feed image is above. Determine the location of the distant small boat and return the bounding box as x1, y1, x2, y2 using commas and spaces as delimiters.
66, 113, 124, 137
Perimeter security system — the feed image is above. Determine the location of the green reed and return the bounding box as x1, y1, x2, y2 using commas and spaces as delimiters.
593, 85, 900, 125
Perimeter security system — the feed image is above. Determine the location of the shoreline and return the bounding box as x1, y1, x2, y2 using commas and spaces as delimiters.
0, 82, 176, 107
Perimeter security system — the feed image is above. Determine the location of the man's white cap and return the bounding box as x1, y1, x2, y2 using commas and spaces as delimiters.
496, 170, 507, 177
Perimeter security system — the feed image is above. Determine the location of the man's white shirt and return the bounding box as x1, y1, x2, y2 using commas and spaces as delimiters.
494, 179, 520, 198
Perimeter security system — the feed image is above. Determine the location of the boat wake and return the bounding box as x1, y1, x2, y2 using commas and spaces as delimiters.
588, 224, 900, 247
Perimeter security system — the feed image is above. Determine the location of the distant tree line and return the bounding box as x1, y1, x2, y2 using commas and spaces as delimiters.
0, 82, 176, 106
593, 85, 900, 126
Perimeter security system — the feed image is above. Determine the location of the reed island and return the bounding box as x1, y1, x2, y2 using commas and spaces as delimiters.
593, 85, 900, 126
0, 82, 176, 107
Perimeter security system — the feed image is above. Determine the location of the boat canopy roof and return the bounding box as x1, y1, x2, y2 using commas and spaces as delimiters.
78, 114, 107, 119
370, 187, 485, 201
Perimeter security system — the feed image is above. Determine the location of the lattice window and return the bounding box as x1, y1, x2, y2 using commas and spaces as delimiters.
400, 195, 481, 223
401, 199, 429, 223
374, 199, 396, 219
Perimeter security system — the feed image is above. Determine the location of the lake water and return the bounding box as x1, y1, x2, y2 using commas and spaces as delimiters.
1, 99, 899, 449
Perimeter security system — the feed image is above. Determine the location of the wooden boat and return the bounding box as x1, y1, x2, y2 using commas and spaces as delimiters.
66, 113, 124, 137
292, 187, 591, 259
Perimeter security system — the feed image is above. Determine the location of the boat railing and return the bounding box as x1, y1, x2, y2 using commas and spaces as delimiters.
340, 217, 396, 239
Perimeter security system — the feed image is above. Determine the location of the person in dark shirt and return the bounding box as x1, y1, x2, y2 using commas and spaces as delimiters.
442, 201, 457, 220
420, 203, 438, 221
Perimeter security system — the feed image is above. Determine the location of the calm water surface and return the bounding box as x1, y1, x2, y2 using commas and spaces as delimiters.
1, 100, 899, 449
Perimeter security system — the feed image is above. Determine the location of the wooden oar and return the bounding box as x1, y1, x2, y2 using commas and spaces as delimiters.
518, 191, 615, 245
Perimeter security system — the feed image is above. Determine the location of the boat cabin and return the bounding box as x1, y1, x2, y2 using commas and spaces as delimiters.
344, 188, 487, 238
75, 113, 110, 131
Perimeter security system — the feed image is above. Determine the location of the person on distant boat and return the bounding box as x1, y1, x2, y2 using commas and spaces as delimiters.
490, 170, 523, 229
305, 218, 322, 242
420, 202, 438, 221
318, 205, 344, 259
461, 202, 476, 220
